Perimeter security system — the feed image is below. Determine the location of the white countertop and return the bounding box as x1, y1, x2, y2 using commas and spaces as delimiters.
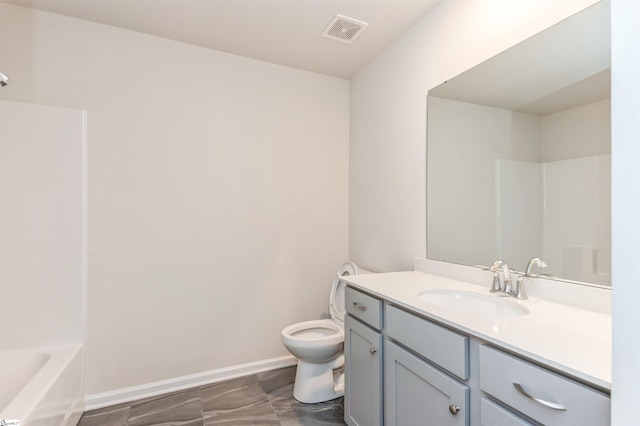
342, 270, 611, 391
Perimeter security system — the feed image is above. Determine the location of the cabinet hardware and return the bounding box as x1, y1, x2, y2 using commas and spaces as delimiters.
513, 383, 567, 411
353, 302, 368, 311
369, 347, 377, 355
448, 404, 460, 415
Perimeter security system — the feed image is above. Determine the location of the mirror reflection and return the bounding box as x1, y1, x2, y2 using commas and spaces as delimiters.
426, 1, 611, 286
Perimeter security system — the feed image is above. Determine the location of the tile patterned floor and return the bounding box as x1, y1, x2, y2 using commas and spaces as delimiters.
78, 366, 347, 426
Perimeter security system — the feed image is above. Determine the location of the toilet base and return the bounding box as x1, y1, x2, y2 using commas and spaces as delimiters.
292, 354, 345, 403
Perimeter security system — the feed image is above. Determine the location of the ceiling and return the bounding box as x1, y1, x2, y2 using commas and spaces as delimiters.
0, 0, 440, 79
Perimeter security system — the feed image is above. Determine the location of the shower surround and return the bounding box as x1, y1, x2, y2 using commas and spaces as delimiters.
0, 100, 86, 425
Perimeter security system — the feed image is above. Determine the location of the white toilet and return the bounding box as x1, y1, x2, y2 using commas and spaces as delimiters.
281, 261, 358, 403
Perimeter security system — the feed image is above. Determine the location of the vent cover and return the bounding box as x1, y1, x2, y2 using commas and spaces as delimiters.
322, 14, 369, 44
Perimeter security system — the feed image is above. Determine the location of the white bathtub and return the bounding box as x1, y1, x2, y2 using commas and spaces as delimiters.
0, 345, 83, 426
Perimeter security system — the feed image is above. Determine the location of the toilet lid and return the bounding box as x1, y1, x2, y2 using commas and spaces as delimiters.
330, 261, 359, 322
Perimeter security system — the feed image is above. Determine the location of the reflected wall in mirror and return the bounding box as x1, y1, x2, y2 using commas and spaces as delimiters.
427, 1, 611, 287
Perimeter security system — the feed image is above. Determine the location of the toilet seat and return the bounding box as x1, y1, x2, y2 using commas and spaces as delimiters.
282, 319, 342, 338
329, 261, 358, 323
282, 319, 343, 344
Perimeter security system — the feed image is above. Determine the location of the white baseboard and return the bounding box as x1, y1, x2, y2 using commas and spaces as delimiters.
84, 355, 297, 411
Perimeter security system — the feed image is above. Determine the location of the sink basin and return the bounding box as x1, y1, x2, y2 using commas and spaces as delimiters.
418, 289, 529, 317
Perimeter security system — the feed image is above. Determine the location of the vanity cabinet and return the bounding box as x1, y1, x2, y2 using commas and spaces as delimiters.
343, 284, 610, 426
344, 288, 383, 426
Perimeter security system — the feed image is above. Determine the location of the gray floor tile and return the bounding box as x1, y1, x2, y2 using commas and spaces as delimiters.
202, 400, 280, 425
257, 366, 296, 395
127, 388, 204, 426
269, 383, 346, 426
201, 375, 269, 412
77, 369, 345, 426
276, 399, 346, 426
77, 405, 130, 426
201, 375, 280, 425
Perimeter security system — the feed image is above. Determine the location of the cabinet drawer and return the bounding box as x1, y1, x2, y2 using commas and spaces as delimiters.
481, 398, 534, 426
479, 345, 610, 426
345, 287, 383, 330
386, 305, 468, 380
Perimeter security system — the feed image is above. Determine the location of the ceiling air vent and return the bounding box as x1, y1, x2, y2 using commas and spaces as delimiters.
322, 14, 369, 45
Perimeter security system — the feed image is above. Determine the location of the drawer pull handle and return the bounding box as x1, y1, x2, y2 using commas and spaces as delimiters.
369, 347, 377, 355
353, 302, 368, 311
448, 404, 460, 415
513, 383, 567, 411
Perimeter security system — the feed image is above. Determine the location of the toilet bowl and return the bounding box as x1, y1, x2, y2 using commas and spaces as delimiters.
281, 261, 358, 403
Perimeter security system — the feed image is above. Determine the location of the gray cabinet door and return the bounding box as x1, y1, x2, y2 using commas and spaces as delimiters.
385, 340, 469, 426
345, 315, 383, 426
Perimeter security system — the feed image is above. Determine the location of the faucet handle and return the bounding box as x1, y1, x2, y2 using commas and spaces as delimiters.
503, 276, 515, 295
487, 260, 511, 293
483, 265, 502, 292
514, 276, 528, 300
489, 271, 502, 293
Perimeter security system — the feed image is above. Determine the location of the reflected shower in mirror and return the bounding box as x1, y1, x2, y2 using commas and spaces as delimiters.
426, 1, 611, 287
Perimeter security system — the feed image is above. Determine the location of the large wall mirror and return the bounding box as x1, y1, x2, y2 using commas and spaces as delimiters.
427, 1, 611, 287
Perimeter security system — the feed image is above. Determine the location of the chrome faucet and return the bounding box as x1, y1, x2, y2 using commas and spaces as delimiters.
513, 257, 548, 300
488, 260, 512, 294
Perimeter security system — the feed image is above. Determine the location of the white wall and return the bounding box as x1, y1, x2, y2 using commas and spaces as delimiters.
0, 100, 86, 351
0, 3, 349, 396
611, 0, 640, 424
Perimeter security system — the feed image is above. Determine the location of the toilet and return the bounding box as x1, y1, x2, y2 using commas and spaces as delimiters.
281, 261, 358, 403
